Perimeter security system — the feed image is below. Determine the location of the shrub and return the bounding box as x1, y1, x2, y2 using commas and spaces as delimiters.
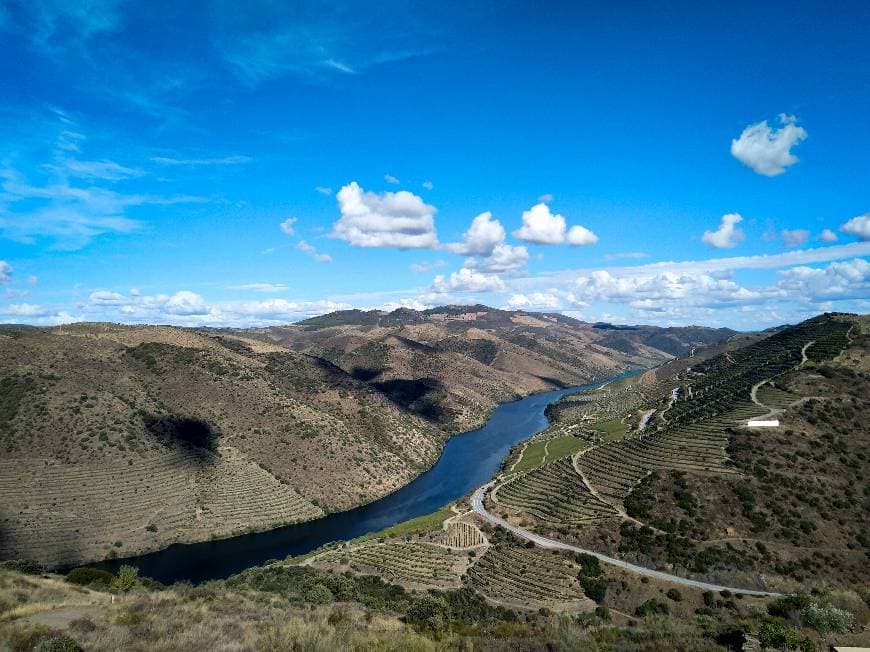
635, 599, 670, 617
110, 565, 139, 592
666, 588, 683, 602
800, 602, 854, 635
66, 567, 114, 588
304, 583, 334, 605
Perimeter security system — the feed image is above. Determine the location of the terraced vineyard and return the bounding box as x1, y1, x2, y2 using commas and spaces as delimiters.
467, 544, 590, 608
497, 457, 617, 522
436, 520, 487, 548
0, 445, 322, 566
317, 542, 462, 586
755, 384, 799, 409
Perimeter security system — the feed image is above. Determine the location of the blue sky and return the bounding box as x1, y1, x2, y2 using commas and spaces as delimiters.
1, 0, 868, 329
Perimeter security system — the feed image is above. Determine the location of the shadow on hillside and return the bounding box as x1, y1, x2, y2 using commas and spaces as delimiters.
372, 377, 449, 424
535, 375, 569, 389
350, 366, 383, 382
142, 414, 219, 457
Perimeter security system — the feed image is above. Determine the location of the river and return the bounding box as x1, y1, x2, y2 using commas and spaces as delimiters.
96, 373, 632, 584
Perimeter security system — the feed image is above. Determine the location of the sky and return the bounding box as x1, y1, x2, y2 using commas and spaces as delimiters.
0, 0, 868, 330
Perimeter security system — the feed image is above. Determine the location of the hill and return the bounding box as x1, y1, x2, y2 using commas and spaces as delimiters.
486, 312, 869, 593
0, 323, 442, 567
240, 305, 737, 432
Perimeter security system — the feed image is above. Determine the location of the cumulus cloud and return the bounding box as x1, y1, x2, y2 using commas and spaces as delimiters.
445, 212, 505, 256
410, 259, 447, 273
781, 229, 810, 248
513, 203, 597, 246
730, 114, 807, 176
841, 213, 870, 240
432, 268, 505, 293
384, 174, 400, 184
776, 258, 869, 301
701, 213, 744, 249
0, 261, 11, 283
296, 240, 332, 263
332, 181, 438, 249
818, 229, 838, 243
504, 290, 586, 311
279, 217, 297, 236
467, 243, 529, 273
164, 290, 209, 315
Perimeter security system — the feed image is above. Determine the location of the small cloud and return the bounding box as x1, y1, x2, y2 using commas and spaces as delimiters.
538, 193, 554, 202
841, 213, 870, 241
0, 261, 11, 283
422, 180, 433, 190
410, 259, 447, 273
513, 203, 598, 246
297, 240, 332, 263
384, 174, 400, 185
818, 229, 838, 243
701, 213, 744, 249
781, 229, 810, 248
27, 275, 38, 285
279, 218, 297, 236
432, 268, 505, 293
227, 283, 289, 293
314, 186, 333, 196
332, 181, 438, 249
445, 212, 505, 256
730, 114, 807, 176
63, 159, 144, 181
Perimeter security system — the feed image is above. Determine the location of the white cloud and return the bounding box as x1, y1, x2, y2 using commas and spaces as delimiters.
841, 213, 870, 241
513, 203, 597, 246
227, 283, 289, 293
422, 180, 433, 190
164, 290, 209, 315
88, 290, 129, 306
279, 217, 297, 236
445, 212, 505, 256
410, 259, 447, 273
781, 229, 810, 248
0, 261, 11, 283
315, 186, 333, 195
384, 174, 400, 185
332, 181, 438, 249
730, 114, 807, 176
776, 258, 869, 301
432, 268, 505, 293
297, 240, 332, 263
27, 275, 38, 285
818, 229, 838, 243
538, 193, 554, 203
467, 243, 529, 273
566, 225, 598, 246
701, 213, 744, 249
504, 290, 585, 311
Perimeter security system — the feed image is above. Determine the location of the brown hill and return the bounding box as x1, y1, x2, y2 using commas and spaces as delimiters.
240, 305, 735, 432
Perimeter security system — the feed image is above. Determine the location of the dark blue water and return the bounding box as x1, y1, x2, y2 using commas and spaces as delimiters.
96, 373, 630, 584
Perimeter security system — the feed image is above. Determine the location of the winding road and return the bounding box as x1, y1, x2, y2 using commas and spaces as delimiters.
471, 482, 784, 597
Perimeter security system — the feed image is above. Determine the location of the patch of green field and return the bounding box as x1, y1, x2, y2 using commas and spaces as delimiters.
512, 436, 588, 473
352, 507, 453, 543
590, 418, 629, 441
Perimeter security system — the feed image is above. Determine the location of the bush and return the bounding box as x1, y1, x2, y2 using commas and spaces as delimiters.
578, 575, 607, 604
33, 634, 82, 652
66, 567, 114, 588
110, 565, 139, 592
666, 588, 683, 602
304, 583, 334, 605
800, 602, 854, 635
635, 599, 670, 617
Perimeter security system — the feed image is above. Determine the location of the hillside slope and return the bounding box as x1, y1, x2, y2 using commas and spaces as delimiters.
243, 305, 736, 432
0, 324, 442, 566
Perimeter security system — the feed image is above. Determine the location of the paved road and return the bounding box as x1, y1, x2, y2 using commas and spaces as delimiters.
471, 482, 784, 597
